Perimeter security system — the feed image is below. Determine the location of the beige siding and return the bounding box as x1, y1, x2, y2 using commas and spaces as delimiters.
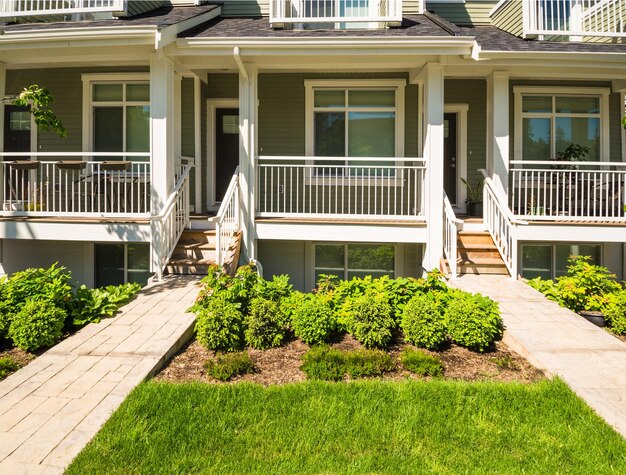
427, 0, 498, 26
490, 0, 523, 36
403, 0, 423, 15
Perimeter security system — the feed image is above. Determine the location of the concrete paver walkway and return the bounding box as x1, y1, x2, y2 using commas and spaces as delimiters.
455, 274, 626, 439
0, 275, 201, 474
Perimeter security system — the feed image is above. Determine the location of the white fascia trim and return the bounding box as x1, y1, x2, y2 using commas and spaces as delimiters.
155, 7, 222, 50
489, 0, 509, 17
479, 51, 626, 62
0, 26, 157, 44
512, 85, 611, 96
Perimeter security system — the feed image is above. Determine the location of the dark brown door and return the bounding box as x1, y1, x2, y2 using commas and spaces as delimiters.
4, 105, 31, 157
443, 112, 457, 204
216, 108, 239, 200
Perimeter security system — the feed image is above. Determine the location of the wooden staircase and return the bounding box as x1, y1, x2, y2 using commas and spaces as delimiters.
456, 230, 509, 275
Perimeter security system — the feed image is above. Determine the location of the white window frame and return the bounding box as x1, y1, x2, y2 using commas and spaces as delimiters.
94, 242, 151, 286
81, 73, 150, 153
513, 86, 610, 162
519, 242, 603, 280
312, 242, 400, 281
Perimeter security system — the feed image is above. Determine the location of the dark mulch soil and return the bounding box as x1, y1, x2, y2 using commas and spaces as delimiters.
0, 347, 35, 379
155, 334, 544, 385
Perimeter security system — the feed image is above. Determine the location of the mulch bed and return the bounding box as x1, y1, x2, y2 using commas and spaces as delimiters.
155, 334, 544, 385
0, 347, 36, 379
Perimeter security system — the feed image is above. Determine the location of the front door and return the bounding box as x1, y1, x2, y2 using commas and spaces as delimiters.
215, 108, 239, 200
443, 112, 457, 205
4, 105, 31, 157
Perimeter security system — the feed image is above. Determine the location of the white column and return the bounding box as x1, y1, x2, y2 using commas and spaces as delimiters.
486, 71, 510, 195
570, 0, 583, 41
0, 61, 5, 261
422, 63, 444, 272
194, 76, 203, 213
238, 64, 258, 262
149, 54, 176, 276
174, 73, 182, 162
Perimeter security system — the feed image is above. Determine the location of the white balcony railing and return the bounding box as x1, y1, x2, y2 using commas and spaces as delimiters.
211, 167, 240, 267
0, 0, 124, 18
0, 152, 150, 217
509, 161, 626, 222
269, 0, 403, 26
257, 156, 426, 220
443, 192, 462, 278
523, 0, 626, 38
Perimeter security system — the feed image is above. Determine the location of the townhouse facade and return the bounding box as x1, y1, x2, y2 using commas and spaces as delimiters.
0, 0, 624, 291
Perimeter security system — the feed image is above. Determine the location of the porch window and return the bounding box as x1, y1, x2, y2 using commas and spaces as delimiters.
314, 243, 395, 283
520, 243, 601, 280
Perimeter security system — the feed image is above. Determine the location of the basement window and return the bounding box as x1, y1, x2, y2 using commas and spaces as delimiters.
95, 243, 151, 287
314, 243, 395, 283
520, 243, 602, 280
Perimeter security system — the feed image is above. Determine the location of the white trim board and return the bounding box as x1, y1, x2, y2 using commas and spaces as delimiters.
444, 103, 469, 212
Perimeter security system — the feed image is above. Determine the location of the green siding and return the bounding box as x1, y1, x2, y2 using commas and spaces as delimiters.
207, 74, 239, 99
125, 1, 163, 17
490, 0, 523, 36
427, 0, 498, 26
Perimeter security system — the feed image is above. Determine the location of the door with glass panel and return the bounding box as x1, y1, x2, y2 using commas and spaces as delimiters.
215, 108, 240, 201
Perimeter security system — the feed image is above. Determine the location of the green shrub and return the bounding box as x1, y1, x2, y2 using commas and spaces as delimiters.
0, 356, 20, 380
400, 348, 443, 377
195, 295, 245, 352
602, 291, 626, 335
300, 345, 346, 381
492, 355, 520, 371
0, 300, 11, 342
290, 295, 336, 345
69, 282, 141, 327
244, 297, 286, 350
344, 349, 395, 378
253, 275, 293, 302
9, 300, 66, 351
193, 264, 261, 315
204, 351, 255, 381
401, 294, 448, 350
444, 292, 503, 352
342, 292, 396, 349
3, 263, 73, 312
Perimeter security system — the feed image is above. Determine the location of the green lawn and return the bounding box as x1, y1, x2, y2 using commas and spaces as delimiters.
67, 379, 626, 475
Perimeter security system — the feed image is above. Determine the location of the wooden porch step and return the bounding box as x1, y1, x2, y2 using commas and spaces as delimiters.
165, 258, 216, 276
455, 231, 509, 277
458, 264, 509, 275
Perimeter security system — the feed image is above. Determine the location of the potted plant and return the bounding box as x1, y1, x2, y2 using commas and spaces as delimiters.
461, 177, 483, 217
551, 143, 590, 171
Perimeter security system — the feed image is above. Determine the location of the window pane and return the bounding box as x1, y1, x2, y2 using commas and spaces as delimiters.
347, 244, 394, 279
126, 106, 150, 153
127, 243, 151, 285
522, 117, 551, 160
556, 96, 599, 114
9, 111, 31, 131
522, 96, 552, 113
94, 107, 123, 153
555, 117, 599, 161
222, 115, 239, 134
95, 244, 125, 287
314, 90, 345, 108
126, 84, 149, 102
521, 245, 552, 280
315, 112, 345, 157
348, 90, 395, 108
93, 84, 123, 102
348, 112, 394, 158
315, 244, 345, 282
555, 244, 601, 277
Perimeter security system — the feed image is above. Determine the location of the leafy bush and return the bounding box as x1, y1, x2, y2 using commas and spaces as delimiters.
342, 292, 396, 349
9, 300, 66, 351
492, 355, 519, 371
3, 263, 72, 313
300, 345, 346, 381
0, 296, 11, 341
602, 290, 626, 335
253, 275, 293, 302
244, 297, 286, 350
401, 294, 448, 350
204, 351, 255, 381
344, 349, 395, 378
400, 348, 443, 377
193, 264, 261, 315
444, 292, 503, 352
0, 356, 20, 380
69, 283, 141, 326
290, 294, 336, 345
195, 295, 245, 352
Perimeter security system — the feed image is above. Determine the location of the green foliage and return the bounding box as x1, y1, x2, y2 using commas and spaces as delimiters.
444, 292, 502, 352
3, 263, 73, 314
300, 345, 346, 381
0, 356, 20, 381
602, 290, 626, 335
289, 294, 336, 345
204, 351, 255, 382
12, 85, 67, 138
492, 355, 520, 371
69, 283, 140, 326
553, 144, 590, 170
344, 349, 395, 379
461, 177, 483, 204
401, 293, 448, 350
0, 293, 11, 341
244, 297, 286, 350
400, 348, 444, 377
342, 292, 396, 349
9, 300, 65, 351
253, 275, 293, 302
195, 295, 245, 352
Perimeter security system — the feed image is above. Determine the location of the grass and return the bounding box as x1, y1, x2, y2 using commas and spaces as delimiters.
400, 348, 444, 377
67, 379, 626, 475
0, 356, 20, 381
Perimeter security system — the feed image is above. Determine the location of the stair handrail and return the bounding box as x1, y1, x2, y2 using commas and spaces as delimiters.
210, 167, 240, 266
479, 169, 527, 278
152, 163, 193, 279
443, 192, 463, 279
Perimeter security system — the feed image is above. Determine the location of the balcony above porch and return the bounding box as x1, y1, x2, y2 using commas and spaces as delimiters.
0, 0, 125, 19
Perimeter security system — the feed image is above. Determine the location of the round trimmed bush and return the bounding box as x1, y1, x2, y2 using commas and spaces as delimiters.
344, 293, 396, 349
195, 295, 244, 352
444, 292, 503, 352
290, 295, 336, 345
603, 290, 626, 335
401, 294, 448, 350
9, 299, 66, 351
244, 297, 286, 350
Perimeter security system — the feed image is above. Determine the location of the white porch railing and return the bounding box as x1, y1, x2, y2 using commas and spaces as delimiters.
481, 170, 526, 278
210, 167, 240, 267
0, 152, 150, 217
509, 161, 626, 222
256, 156, 426, 220
522, 0, 626, 38
0, 0, 124, 17
443, 192, 462, 279
269, 0, 403, 26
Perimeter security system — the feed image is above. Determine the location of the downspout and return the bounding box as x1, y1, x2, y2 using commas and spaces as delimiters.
234, 46, 248, 82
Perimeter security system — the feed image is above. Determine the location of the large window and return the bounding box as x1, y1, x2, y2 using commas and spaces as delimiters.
521, 243, 602, 280
314, 243, 395, 282
515, 87, 609, 162
95, 243, 151, 287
